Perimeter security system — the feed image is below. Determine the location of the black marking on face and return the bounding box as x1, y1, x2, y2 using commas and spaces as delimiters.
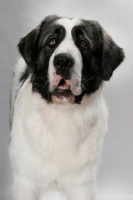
72, 22, 103, 96
72, 20, 124, 98
18, 16, 124, 104
19, 16, 67, 101
32, 24, 66, 101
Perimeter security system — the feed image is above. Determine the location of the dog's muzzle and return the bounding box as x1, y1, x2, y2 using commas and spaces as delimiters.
51, 53, 74, 101
50, 53, 84, 104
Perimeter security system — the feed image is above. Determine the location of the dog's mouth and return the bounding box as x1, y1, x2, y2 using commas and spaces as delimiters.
52, 78, 74, 98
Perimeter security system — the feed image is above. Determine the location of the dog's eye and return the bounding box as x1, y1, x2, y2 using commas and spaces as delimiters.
81, 41, 87, 49
49, 38, 56, 46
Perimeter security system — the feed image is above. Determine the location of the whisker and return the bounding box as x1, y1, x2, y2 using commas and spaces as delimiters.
81, 83, 90, 92
82, 75, 94, 82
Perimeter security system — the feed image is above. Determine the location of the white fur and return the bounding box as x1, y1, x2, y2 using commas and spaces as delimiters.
48, 18, 82, 96
10, 17, 109, 199
10, 58, 27, 125
9, 57, 108, 200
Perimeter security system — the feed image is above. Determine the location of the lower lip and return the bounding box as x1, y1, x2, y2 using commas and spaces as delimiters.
52, 89, 74, 98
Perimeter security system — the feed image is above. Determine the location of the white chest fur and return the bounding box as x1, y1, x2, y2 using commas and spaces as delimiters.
10, 78, 108, 193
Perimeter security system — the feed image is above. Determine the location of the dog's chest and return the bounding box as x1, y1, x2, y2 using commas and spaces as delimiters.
12, 81, 106, 178
25, 103, 93, 171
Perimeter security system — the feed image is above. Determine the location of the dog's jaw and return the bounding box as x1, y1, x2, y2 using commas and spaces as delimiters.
50, 73, 82, 103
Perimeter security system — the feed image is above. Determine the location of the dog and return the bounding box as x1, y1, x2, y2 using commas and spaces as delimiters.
9, 15, 124, 200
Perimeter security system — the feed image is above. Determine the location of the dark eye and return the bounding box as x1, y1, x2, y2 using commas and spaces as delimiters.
49, 38, 56, 46
81, 41, 87, 49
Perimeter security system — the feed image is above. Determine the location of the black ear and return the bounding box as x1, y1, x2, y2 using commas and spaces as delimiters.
18, 15, 59, 70
18, 25, 41, 70
101, 29, 125, 80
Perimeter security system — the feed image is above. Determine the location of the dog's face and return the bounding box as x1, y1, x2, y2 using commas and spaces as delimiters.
18, 15, 124, 104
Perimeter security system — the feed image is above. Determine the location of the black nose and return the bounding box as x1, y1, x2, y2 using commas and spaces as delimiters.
54, 53, 74, 71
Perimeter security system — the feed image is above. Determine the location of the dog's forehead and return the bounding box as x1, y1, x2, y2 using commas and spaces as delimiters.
55, 18, 82, 32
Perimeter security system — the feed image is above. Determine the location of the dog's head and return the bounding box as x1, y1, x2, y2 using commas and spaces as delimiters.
18, 15, 124, 104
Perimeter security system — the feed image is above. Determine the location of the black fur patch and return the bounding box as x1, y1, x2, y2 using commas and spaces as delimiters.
19, 16, 66, 101
31, 23, 66, 101
18, 16, 124, 104
72, 20, 124, 98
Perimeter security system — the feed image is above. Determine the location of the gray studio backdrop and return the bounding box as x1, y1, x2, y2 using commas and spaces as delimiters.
0, 0, 133, 199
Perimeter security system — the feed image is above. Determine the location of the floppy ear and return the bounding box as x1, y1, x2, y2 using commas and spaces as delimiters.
101, 29, 125, 80
18, 25, 41, 70
18, 15, 59, 70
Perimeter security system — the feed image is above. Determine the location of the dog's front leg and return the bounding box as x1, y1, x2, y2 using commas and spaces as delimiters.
13, 176, 38, 200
